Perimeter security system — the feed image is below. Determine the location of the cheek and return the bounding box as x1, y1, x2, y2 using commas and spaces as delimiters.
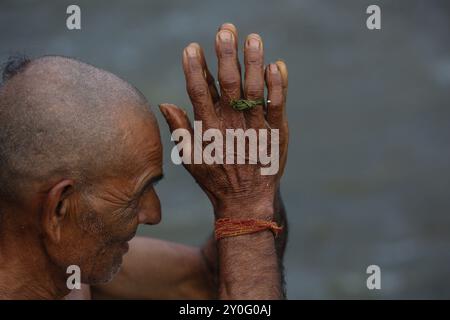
48, 225, 102, 276
82, 228, 128, 271
50, 199, 131, 283
83, 201, 137, 243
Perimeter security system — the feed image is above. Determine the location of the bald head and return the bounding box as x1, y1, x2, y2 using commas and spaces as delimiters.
0, 55, 157, 201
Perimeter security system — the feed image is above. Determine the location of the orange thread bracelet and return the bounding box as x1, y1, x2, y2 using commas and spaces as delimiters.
215, 218, 283, 240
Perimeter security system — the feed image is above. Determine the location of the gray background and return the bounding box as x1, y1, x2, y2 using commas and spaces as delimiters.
1, 0, 449, 298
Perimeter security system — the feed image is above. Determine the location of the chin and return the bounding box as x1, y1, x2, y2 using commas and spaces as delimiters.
84, 251, 124, 284
86, 263, 122, 284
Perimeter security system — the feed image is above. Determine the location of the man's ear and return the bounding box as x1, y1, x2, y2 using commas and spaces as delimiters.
42, 179, 74, 243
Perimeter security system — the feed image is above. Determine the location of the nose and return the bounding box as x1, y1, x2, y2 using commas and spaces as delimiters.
137, 188, 161, 225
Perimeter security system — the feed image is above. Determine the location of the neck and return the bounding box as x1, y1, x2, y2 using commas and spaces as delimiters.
0, 213, 69, 300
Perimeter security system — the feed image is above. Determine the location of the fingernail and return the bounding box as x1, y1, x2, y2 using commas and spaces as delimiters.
248, 37, 260, 49
159, 104, 168, 117
220, 22, 235, 30
270, 63, 279, 73
219, 31, 232, 42
186, 46, 197, 57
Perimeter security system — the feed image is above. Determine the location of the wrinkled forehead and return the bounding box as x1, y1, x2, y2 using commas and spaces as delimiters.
117, 106, 163, 176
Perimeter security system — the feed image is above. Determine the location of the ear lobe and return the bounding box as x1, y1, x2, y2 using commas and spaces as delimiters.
42, 179, 74, 243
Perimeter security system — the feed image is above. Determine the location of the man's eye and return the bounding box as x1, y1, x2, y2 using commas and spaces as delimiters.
124, 198, 139, 214
139, 184, 155, 198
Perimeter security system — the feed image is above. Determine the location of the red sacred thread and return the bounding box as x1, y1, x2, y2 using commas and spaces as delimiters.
215, 218, 283, 240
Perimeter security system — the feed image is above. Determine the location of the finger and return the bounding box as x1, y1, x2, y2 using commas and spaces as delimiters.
219, 23, 238, 50
276, 60, 288, 104
265, 63, 285, 129
192, 43, 220, 104
244, 33, 265, 128
275, 60, 289, 141
159, 103, 192, 133
159, 103, 194, 170
182, 43, 216, 124
265, 63, 289, 176
216, 27, 242, 107
219, 23, 242, 79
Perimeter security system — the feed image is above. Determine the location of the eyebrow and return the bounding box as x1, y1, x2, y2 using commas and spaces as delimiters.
137, 173, 164, 196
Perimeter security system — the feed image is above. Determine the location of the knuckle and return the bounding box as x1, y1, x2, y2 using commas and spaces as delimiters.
220, 74, 240, 88
219, 46, 235, 58
188, 59, 203, 73
270, 74, 282, 87
246, 83, 264, 98
246, 55, 263, 66
269, 94, 283, 108
188, 82, 209, 98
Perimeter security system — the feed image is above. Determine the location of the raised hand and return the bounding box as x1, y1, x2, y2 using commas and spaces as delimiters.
160, 23, 288, 220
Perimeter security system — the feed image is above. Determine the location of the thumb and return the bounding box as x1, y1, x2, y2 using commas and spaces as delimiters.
159, 103, 193, 134
159, 103, 194, 171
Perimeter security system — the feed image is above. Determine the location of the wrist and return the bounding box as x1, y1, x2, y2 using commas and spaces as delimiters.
214, 197, 275, 220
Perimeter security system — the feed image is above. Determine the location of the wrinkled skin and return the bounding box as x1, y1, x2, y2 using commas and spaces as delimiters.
0, 108, 163, 299
45, 111, 164, 285
160, 23, 288, 220
160, 23, 289, 299
0, 23, 288, 300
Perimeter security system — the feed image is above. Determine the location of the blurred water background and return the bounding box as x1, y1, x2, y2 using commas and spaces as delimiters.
1, 0, 449, 298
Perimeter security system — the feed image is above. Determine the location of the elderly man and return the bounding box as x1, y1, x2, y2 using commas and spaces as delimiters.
0, 24, 289, 300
